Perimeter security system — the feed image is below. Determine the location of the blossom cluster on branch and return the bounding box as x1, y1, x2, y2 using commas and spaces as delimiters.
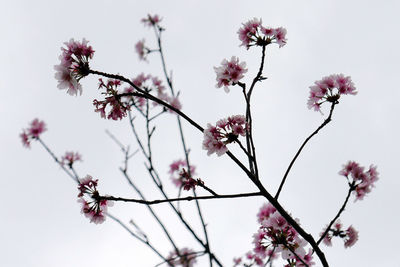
321, 220, 358, 248
339, 161, 378, 201
54, 38, 94, 96
20, 118, 46, 148
77, 175, 113, 224
202, 115, 247, 156
308, 74, 357, 113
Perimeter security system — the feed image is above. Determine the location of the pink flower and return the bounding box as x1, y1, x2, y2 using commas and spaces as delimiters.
77, 175, 113, 224
320, 220, 358, 248
152, 76, 166, 95
297, 249, 315, 266
166, 95, 182, 113
308, 74, 357, 113
233, 257, 242, 266
238, 18, 262, 48
54, 38, 94, 96
169, 159, 196, 189
344, 225, 359, 248
28, 119, 46, 138
238, 18, 288, 49
123, 86, 146, 111
214, 56, 247, 92
202, 115, 247, 156
61, 151, 82, 167
54, 64, 82, 96
20, 131, 30, 148
93, 79, 130, 120
166, 247, 197, 267
93, 97, 129, 121
135, 39, 148, 61
339, 161, 379, 201
20, 119, 47, 148
132, 73, 150, 87
273, 27, 287, 48
125, 73, 180, 114
182, 176, 197, 191
240, 252, 265, 266
254, 202, 310, 266
253, 229, 268, 258
141, 14, 162, 27
257, 203, 277, 223
320, 221, 343, 247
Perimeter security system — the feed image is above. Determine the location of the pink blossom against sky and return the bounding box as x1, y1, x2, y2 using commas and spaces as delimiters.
2, 0, 400, 266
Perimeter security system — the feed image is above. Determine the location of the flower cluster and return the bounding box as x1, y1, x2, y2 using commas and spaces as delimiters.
93, 79, 131, 120
321, 220, 359, 248
166, 247, 197, 267
20, 119, 47, 148
339, 161, 379, 201
251, 203, 314, 266
77, 175, 112, 224
214, 56, 247, 93
237, 18, 287, 49
135, 39, 148, 61
233, 251, 267, 267
202, 115, 247, 156
61, 151, 82, 167
54, 38, 94, 96
141, 14, 162, 28
169, 159, 197, 189
124, 73, 182, 113
308, 74, 357, 113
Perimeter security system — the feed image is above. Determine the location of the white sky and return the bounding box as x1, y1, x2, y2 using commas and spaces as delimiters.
2, 0, 399, 266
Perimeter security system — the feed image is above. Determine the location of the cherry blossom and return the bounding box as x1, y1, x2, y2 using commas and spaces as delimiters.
123, 86, 146, 111
141, 14, 162, 27
132, 73, 151, 87
202, 115, 247, 156
233, 257, 242, 266
77, 175, 113, 224
166, 247, 197, 267
122, 73, 150, 110
93, 79, 130, 120
135, 39, 148, 61
308, 74, 357, 113
339, 161, 379, 201
237, 18, 288, 49
20, 131, 30, 148
54, 38, 94, 96
152, 76, 166, 95
257, 203, 276, 223
20, 118, 47, 148
164, 95, 182, 113
169, 159, 196, 188
251, 203, 313, 266
238, 18, 262, 48
320, 220, 359, 248
214, 56, 247, 93
61, 151, 82, 167
344, 225, 359, 248
123, 73, 181, 113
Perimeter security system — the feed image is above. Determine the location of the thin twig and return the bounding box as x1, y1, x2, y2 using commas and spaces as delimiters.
107, 213, 166, 261
317, 182, 354, 245
275, 102, 337, 200
119, 168, 180, 254
37, 138, 78, 183
101, 191, 263, 205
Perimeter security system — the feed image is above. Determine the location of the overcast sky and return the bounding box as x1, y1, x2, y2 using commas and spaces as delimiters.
2, 0, 400, 266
